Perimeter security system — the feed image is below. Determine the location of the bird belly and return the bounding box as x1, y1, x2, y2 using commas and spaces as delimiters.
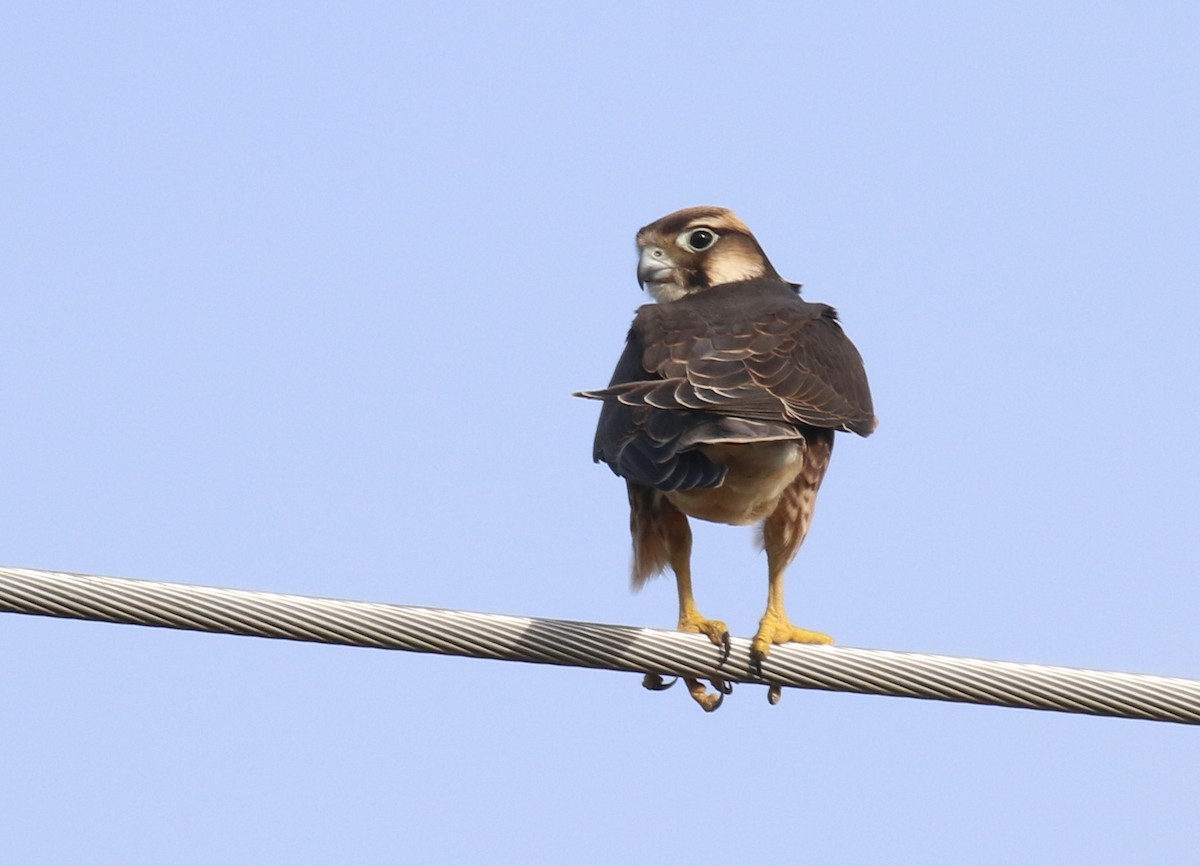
665, 441, 805, 526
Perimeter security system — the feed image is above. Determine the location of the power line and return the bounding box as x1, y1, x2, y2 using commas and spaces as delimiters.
1, 565, 1197, 723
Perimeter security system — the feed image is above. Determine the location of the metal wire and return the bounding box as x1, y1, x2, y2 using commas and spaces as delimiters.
2, 565, 1197, 724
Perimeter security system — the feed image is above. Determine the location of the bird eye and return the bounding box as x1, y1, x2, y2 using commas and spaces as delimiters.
680, 228, 717, 252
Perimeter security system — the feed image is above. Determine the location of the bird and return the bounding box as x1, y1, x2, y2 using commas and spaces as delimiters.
576, 206, 875, 711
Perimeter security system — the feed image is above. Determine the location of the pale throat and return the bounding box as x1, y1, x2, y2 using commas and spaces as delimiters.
647, 283, 691, 303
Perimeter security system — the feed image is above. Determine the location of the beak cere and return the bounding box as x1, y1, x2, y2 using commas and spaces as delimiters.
638, 246, 683, 301
637, 246, 673, 286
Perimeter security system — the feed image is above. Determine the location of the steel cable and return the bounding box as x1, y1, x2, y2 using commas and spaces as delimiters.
1, 566, 1197, 724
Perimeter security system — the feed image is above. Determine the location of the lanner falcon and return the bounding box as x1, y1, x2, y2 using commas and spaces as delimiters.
577, 206, 875, 711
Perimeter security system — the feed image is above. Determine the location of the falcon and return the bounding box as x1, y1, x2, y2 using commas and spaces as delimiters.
577, 206, 875, 711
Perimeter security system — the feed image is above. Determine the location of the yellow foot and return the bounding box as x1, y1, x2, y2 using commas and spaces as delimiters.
641, 673, 731, 712
685, 677, 730, 712
750, 612, 833, 673
678, 611, 731, 665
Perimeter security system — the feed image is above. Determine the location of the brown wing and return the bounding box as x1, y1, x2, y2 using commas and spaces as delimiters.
579, 279, 874, 491
586, 326, 731, 490
582, 278, 875, 431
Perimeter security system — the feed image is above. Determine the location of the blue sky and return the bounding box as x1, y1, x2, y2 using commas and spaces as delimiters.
3, 3, 1198, 863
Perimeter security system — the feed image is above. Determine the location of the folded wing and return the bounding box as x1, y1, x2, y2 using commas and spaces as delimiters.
578, 280, 875, 491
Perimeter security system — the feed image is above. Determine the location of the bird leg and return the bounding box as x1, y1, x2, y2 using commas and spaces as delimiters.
750, 441, 834, 674
750, 562, 833, 674
651, 501, 730, 655
662, 507, 731, 710
676, 549, 733, 712
675, 557, 731, 660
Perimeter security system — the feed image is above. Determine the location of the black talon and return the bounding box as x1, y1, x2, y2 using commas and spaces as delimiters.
750, 652, 765, 679
717, 631, 732, 667
642, 673, 677, 691
712, 678, 733, 695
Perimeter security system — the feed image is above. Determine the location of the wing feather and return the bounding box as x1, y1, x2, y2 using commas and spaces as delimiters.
633, 280, 875, 435
578, 278, 875, 491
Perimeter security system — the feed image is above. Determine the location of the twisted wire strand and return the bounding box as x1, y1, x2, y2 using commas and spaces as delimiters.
2, 565, 1197, 724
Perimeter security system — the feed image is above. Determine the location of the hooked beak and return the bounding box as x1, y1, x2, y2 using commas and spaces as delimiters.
637, 245, 677, 294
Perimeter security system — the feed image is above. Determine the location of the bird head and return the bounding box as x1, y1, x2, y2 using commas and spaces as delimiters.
635, 206, 781, 303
